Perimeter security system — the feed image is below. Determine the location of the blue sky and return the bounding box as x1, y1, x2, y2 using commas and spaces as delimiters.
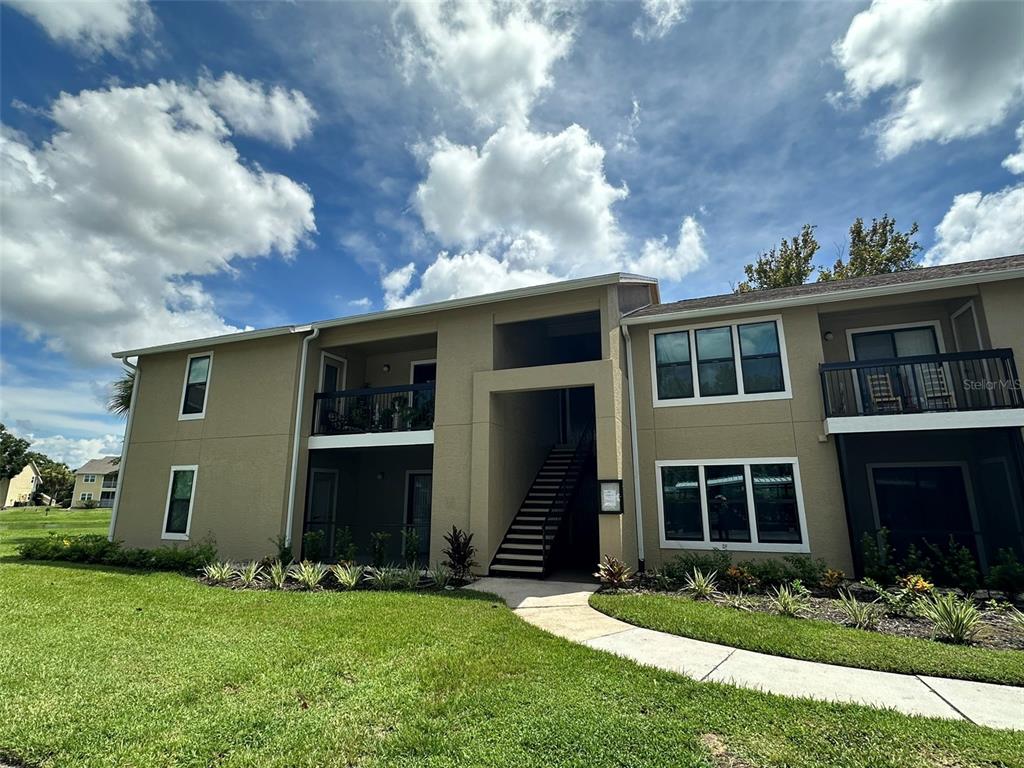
1, 0, 1022, 467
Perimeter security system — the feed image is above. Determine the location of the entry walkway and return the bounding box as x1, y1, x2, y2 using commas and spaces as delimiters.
468, 577, 1024, 731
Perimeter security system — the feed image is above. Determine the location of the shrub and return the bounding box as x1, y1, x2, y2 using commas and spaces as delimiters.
987, 549, 1024, 601
861, 528, 898, 585
768, 584, 808, 618
270, 535, 292, 565
918, 592, 981, 644
442, 526, 478, 580
403, 527, 420, 567
268, 559, 288, 589
901, 543, 933, 580
429, 562, 453, 589
202, 561, 235, 584
719, 591, 753, 611
399, 564, 422, 589
364, 565, 403, 590
836, 588, 882, 630
738, 558, 789, 589
926, 536, 981, 596
721, 564, 758, 592
684, 568, 719, 600
646, 567, 677, 591
81, 499, 99, 509
782, 555, 827, 585
821, 568, 846, 592
302, 530, 326, 562
660, 551, 730, 586
370, 531, 392, 568
288, 560, 328, 590
594, 555, 633, 589
862, 577, 919, 616
147, 540, 216, 571
333, 526, 357, 564
18, 533, 215, 572
235, 561, 264, 588
897, 573, 933, 595
330, 562, 364, 590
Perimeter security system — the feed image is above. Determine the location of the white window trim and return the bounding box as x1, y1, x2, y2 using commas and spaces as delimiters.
79, 492, 93, 501
655, 457, 810, 553
950, 301, 983, 351
178, 351, 214, 421
83, 474, 96, 483
318, 352, 347, 393
409, 358, 437, 383
649, 315, 792, 407
161, 465, 198, 541
845, 319, 946, 360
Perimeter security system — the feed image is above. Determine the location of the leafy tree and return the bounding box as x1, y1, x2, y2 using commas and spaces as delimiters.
0, 423, 31, 481
107, 366, 135, 418
29, 452, 75, 505
818, 215, 921, 281
739, 224, 820, 292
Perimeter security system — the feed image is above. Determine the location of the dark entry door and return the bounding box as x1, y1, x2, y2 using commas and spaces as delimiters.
870, 464, 979, 561
410, 361, 436, 429
405, 472, 432, 564
306, 469, 338, 559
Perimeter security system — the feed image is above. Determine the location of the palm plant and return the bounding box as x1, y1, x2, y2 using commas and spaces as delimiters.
235, 561, 265, 588
918, 592, 981, 644
769, 584, 808, 617
268, 560, 288, 589
684, 568, 719, 600
107, 366, 135, 418
288, 560, 328, 591
836, 588, 882, 630
202, 561, 234, 584
330, 562, 364, 590
364, 565, 403, 590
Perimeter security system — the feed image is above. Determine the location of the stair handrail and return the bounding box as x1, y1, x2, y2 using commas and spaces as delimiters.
541, 425, 595, 569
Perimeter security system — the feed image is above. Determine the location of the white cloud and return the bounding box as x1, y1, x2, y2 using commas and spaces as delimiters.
198, 72, 317, 149
6, 0, 154, 57
633, 0, 690, 42
347, 297, 372, 309
831, 0, 1024, 159
382, 262, 418, 307
415, 122, 627, 270
0, 80, 316, 366
613, 98, 642, 153
1003, 122, 1024, 175
923, 184, 1024, 266
397, 0, 573, 124
629, 215, 708, 281
26, 431, 123, 470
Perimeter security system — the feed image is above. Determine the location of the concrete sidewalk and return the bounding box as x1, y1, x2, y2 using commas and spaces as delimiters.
468, 577, 1024, 731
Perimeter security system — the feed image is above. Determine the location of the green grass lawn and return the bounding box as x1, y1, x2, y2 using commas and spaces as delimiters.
1, 514, 1022, 767
591, 592, 1024, 686
0, 506, 111, 557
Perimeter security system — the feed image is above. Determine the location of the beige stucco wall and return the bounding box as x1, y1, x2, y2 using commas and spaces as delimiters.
628, 305, 853, 573
2, 464, 39, 507
113, 333, 303, 559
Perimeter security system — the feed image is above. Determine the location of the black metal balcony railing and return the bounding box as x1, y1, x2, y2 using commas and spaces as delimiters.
820, 349, 1022, 418
313, 383, 435, 436
102, 479, 118, 489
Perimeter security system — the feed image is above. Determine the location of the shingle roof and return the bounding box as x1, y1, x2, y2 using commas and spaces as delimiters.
75, 456, 120, 475
625, 254, 1024, 321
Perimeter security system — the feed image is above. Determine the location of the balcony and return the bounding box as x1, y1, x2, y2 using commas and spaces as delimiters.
820, 349, 1024, 432
312, 383, 435, 437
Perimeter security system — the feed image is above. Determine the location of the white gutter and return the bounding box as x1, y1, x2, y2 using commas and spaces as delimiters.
621, 266, 1024, 326
284, 326, 319, 550
621, 325, 645, 569
107, 359, 139, 542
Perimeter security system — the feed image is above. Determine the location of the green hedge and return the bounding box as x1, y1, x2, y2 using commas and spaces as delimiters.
18, 533, 215, 572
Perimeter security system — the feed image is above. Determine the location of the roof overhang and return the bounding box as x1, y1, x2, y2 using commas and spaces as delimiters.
112, 272, 657, 359
621, 265, 1024, 326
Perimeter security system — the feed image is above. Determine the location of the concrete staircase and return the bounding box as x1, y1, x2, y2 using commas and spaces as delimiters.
489, 444, 583, 577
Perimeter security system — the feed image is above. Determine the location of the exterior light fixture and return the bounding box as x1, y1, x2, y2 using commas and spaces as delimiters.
823, 331, 834, 342
599, 479, 624, 514
382, 364, 391, 373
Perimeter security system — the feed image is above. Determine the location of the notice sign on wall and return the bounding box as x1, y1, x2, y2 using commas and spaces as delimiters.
600, 480, 622, 513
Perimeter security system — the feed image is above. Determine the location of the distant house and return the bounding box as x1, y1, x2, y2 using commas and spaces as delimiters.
72, 457, 120, 508
1, 462, 41, 508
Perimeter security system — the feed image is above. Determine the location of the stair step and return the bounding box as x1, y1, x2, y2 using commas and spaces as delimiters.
491, 563, 544, 574
494, 552, 543, 562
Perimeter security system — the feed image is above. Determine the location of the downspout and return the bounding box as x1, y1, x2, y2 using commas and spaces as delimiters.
285, 326, 319, 550
621, 325, 645, 570
108, 359, 139, 542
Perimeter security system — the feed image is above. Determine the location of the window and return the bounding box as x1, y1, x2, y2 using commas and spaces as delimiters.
79, 492, 93, 501
179, 352, 212, 419
656, 458, 808, 552
738, 321, 784, 394
650, 317, 790, 406
162, 466, 197, 540
83, 474, 96, 483
654, 332, 693, 400
320, 352, 346, 393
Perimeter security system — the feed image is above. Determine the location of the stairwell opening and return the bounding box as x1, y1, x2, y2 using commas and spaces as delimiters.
488, 386, 598, 578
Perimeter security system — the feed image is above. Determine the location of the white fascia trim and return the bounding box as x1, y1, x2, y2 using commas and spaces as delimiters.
825, 409, 1024, 434
161, 465, 198, 541
308, 431, 435, 450
622, 266, 1024, 326
113, 326, 295, 359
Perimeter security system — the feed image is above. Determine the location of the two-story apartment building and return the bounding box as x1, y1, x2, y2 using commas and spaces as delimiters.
109, 255, 1024, 577
72, 457, 120, 508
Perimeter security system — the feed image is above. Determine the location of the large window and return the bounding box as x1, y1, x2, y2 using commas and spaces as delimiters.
179, 352, 212, 419
657, 458, 808, 551
651, 317, 790, 405
162, 466, 198, 540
